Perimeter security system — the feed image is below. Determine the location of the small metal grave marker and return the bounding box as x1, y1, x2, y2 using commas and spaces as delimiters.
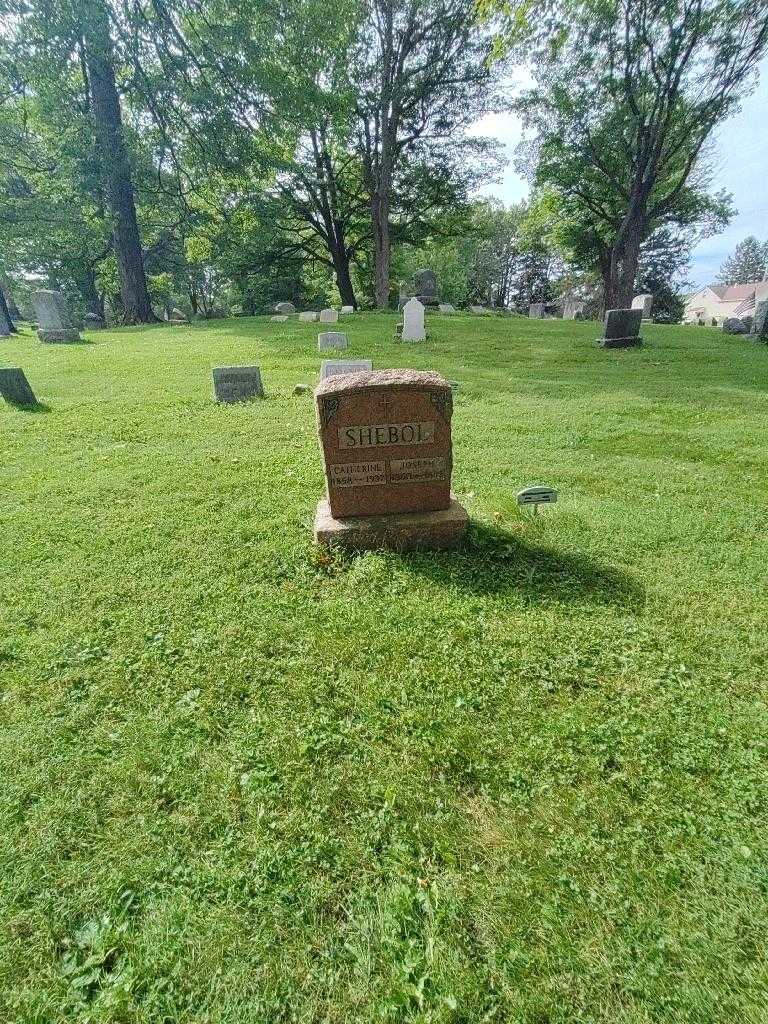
517, 485, 558, 508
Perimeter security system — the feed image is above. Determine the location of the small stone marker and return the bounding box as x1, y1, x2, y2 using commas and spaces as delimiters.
517, 485, 558, 508
401, 297, 425, 341
529, 302, 544, 318
313, 369, 468, 550
438, 303, 455, 313
212, 366, 264, 403
631, 293, 653, 320
31, 289, 81, 343
271, 315, 288, 323
274, 301, 296, 314
83, 312, 105, 329
470, 305, 490, 314
319, 308, 339, 323
0, 368, 37, 406
599, 308, 643, 348
340, 305, 354, 314
318, 332, 348, 351
320, 358, 373, 380
299, 311, 319, 322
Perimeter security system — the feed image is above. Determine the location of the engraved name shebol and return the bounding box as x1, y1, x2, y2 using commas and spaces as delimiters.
338, 421, 435, 449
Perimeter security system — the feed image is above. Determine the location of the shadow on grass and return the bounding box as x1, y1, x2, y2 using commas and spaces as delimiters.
6, 399, 52, 413
404, 522, 644, 609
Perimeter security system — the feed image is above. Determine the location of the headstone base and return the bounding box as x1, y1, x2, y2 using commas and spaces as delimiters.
38, 328, 81, 343
598, 335, 642, 348
313, 496, 468, 552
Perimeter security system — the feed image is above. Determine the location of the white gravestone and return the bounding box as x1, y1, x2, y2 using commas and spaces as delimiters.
320, 358, 373, 380
318, 332, 348, 351
299, 311, 319, 322
270, 315, 288, 322
32, 289, 81, 343
401, 297, 426, 341
319, 308, 339, 323
438, 303, 455, 313
340, 305, 354, 314
529, 303, 545, 318
631, 294, 653, 319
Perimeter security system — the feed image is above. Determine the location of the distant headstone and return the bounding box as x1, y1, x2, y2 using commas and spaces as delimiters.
0, 368, 37, 406
83, 312, 105, 329
469, 305, 490, 314
313, 368, 468, 550
723, 317, 748, 335
599, 308, 643, 348
271, 315, 288, 323
320, 359, 373, 381
299, 311, 319, 322
274, 301, 296, 314
529, 303, 545, 318
31, 289, 81, 343
631, 294, 653, 319
401, 298, 426, 341
562, 298, 582, 320
212, 366, 264, 403
318, 331, 348, 351
170, 308, 190, 323
413, 268, 439, 307
340, 305, 355, 315
751, 300, 768, 340
319, 308, 339, 323
438, 303, 455, 313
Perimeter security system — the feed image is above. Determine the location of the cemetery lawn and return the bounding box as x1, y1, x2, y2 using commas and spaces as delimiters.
3, 313, 768, 1024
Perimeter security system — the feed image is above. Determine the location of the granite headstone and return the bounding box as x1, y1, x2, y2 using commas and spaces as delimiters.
212, 366, 264, 403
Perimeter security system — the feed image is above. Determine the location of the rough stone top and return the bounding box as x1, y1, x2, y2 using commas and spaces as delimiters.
315, 367, 449, 397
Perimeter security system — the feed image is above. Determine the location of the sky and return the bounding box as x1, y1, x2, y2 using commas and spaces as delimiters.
474, 57, 768, 289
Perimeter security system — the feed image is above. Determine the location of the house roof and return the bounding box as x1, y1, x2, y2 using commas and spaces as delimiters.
707, 283, 761, 301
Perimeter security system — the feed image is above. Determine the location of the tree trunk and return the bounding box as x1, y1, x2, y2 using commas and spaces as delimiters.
0, 288, 17, 333
83, 14, 157, 325
0, 277, 21, 323
76, 268, 104, 318
372, 188, 391, 308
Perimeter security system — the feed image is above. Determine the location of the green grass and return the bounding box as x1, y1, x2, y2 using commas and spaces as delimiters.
1, 313, 767, 1023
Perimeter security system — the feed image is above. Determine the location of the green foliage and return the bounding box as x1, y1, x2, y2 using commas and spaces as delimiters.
717, 235, 768, 285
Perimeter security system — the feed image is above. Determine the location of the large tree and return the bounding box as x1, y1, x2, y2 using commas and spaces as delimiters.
497, 0, 768, 310
717, 235, 768, 285
354, 0, 507, 306
0, 0, 157, 322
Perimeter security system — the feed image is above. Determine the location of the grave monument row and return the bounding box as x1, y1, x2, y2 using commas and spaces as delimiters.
313, 368, 468, 550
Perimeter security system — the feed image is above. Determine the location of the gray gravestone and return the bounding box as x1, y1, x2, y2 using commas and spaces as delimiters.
299, 311, 319, 322
470, 305, 490, 314
413, 268, 439, 307
318, 332, 348, 351
562, 298, 582, 320
631, 294, 654, 319
599, 308, 643, 348
751, 300, 768, 340
402, 297, 426, 341
271, 315, 288, 323
319, 308, 339, 323
83, 312, 105, 329
0, 368, 37, 406
212, 366, 264, 403
529, 303, 544, 318
32, 289, 81, 343
320, 358, 373, 381
340, 305, 354, 314
274, 301, 296, 314
438, 303, 456, 313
